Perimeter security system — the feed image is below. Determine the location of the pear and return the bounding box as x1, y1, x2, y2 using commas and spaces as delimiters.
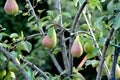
116, 64, 120, 79
4, 0, 19, 15
42, 27, 57, 49
71, 35, 83, 57
84, 40, 95, 54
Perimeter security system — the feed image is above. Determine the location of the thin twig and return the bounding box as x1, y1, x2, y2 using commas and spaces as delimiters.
11, 33, 41, 45
65, 31, 92, 41
48, 50, 63, 73
20, 57, 49, 79
25, 0, 45, 37
69, 0, 87, 75
96, 28, 114, 80
0, 45, 30, 80
56, 0, 70, 76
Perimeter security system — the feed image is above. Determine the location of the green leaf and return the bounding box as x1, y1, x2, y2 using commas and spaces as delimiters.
28, 16, 34, 22
53, 48, 61, 54
94, 16, 104, 29
10, 33, 18, 38
79, 0, 85, 5
48, 27, 54, 38
113, 13, 120, 30
71, 73, 86, 80
88, 0, 102, 11
107, 1, 114, 15
73, 0, 79, 7
106, 45, 115, 55
62, 12, 72, 18
16, 41, 32, 53
91, 60, 99, 67
39, 21, 48, 29
92, 48, 99, 54
37, 0, 41, 2
37, 9, 45, 14
47, 10, 54, 17
63, 22, 70, 28
0, 34, 3, 41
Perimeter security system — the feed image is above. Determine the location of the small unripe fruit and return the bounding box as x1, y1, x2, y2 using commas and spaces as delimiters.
71, 35, 83, 57
84, 40, 95, 54
4, 0, 19, 15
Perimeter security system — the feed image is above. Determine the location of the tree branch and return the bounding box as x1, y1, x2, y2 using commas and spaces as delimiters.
20, 57, 49, 79
69, 0, 87, 75
25, 0, 45, 37
25, 0, 63, 74
48, 50, 63, 73
11, 33, 41, 45
83, 9, 112, 80
96, 28, 114, 80
56, 0, 70, 76
0, 45, 30, 80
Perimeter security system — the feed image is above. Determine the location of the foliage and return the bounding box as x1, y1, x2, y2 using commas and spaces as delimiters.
0, 0, 120, 80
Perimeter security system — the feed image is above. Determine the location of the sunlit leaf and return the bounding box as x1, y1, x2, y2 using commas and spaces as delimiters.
62, 12, 72, 18
16, 41, 32, 53
10, 33, 18, 38
0, 34, 2, 41
74, 0, 79, 7
47, 10, 54, 17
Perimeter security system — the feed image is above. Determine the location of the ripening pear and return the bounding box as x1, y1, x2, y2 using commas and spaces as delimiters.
116, 64, 120, 79
84, 40, 95, 54
71, 35, 83, 57
4, 0, 19, 15
42, 27, 57, 49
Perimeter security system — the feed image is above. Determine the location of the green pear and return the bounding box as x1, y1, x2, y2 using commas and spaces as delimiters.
84, 40, 95, 54
4, 0, 19, 15
71, 35, 83, 57
42, 27, 57, 49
